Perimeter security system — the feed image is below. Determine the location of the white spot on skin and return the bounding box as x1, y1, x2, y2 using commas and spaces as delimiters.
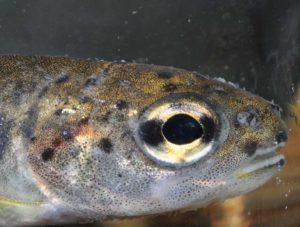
128, 109, 138, 117
61, 109, 76, 114
213, 77, 240, 88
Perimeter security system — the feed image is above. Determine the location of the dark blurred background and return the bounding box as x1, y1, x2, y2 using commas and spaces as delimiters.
0, 0, 299, 112
0, 0, 299, 226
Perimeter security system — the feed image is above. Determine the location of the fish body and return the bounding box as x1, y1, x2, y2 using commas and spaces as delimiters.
0, 56, 287, 225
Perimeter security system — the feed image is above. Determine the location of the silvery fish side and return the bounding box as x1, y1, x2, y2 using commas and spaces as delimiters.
0, 56, 288, 225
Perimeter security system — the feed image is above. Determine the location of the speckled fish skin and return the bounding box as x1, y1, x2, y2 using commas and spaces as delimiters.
0, 56, 288, 225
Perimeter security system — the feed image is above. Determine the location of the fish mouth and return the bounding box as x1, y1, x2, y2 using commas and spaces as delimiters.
237, 142, 286, 177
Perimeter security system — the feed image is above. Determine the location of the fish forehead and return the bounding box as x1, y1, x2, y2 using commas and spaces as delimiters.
0, 55, 266, 115
0, 56, 284, 221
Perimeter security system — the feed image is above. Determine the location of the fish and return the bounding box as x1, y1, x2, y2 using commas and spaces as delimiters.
0, 56, 288, 225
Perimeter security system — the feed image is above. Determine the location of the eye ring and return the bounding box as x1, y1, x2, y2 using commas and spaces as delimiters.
134, 93, 228, 168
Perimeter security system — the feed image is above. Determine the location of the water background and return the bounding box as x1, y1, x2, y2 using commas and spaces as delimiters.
0, 1, 299, 226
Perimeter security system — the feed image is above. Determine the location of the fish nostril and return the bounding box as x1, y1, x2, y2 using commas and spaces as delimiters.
276, 130, 288, 144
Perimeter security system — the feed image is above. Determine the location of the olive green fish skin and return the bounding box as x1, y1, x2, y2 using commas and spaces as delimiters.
0, 56, 287, 225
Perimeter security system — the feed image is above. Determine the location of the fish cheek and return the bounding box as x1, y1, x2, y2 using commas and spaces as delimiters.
27, 119, 94, 195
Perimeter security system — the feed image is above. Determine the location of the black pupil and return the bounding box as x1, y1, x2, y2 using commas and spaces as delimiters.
162, 114, 203, 145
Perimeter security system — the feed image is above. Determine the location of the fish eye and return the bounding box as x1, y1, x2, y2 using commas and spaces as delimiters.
135, 93, 227, 168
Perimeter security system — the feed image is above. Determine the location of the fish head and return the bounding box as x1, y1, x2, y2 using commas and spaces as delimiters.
27, 64, 288, 217
129, 76, 288, 212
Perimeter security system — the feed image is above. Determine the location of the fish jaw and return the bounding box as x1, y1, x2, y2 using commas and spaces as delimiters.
217, 142, 286, 201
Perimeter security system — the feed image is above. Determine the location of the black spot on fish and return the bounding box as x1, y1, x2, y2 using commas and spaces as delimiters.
54, 109, 63, 116
98, 138, 113, 153
244, 141, 257, 156
157, 70, 173, 79
234, 121, 240, 128
102, 110, 112, 122
55, 74, 69, 84
77, 96, 92, 104
118, 173, 122, 178
0, 114, 13, 160
79, 117, 90, 125
162, 84, 177, 92
200, 116, 215, 143
30, 136, 36, 143
41, 148, 55, 162
21, 105, 38, 139
139, 119, 164, 146
38, 86, 49, 98
116, 100, 128, 110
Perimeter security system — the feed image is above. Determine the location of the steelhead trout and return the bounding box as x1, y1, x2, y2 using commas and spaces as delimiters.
0, 56, 288, 225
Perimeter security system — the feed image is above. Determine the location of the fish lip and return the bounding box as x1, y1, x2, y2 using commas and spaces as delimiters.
238, 154, 285, 175
255, 142, 286, 156
238, 143, 286, 175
